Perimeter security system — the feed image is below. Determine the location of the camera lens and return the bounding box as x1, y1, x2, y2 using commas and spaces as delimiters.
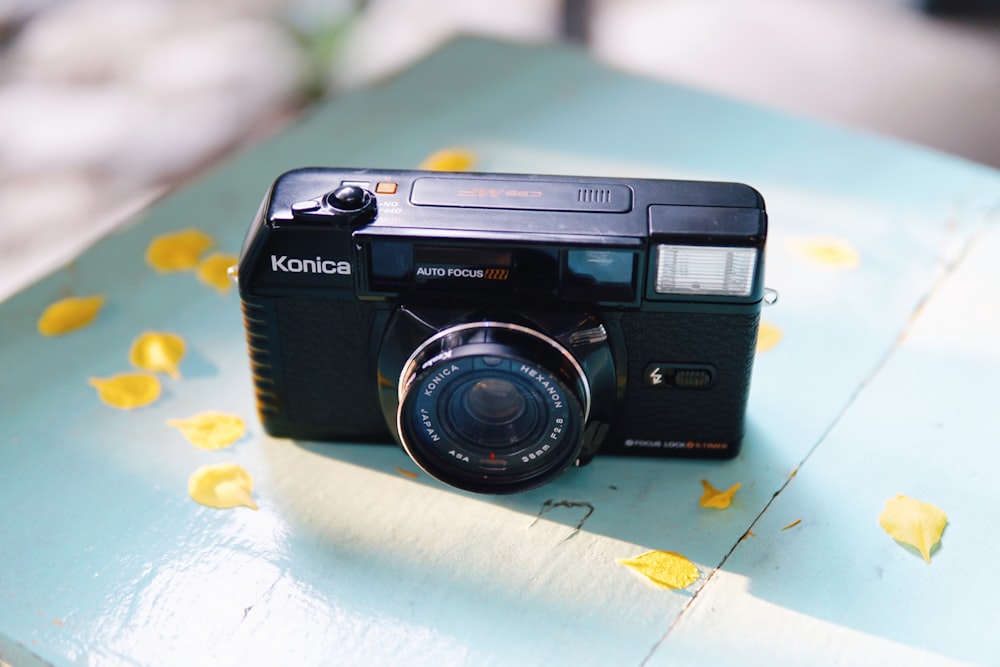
396, 323, 590, 494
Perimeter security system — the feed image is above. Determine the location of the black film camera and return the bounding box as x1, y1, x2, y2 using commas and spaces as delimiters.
237, 168, 768, 494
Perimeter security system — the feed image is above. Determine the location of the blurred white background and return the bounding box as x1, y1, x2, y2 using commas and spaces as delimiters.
1, 0, 998, 300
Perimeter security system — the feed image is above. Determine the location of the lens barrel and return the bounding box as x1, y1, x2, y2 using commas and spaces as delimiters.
397, 322, 591, 494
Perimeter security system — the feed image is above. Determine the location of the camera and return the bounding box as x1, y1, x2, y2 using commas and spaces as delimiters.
237, 168, 768, 494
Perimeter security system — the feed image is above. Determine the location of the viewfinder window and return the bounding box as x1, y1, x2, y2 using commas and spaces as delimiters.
563, 250, 636, 302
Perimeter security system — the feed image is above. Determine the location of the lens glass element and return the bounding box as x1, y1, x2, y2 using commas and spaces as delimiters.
448, 375, 538, 448
464, 378, 526, 424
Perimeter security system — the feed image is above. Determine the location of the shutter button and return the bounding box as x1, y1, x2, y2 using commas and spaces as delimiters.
326, 185, 370, 211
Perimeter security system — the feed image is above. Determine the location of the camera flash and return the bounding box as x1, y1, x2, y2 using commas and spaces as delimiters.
654, 245, 756, 297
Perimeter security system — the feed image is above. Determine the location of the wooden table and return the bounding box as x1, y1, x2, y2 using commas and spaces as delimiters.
3, 38, 999, 666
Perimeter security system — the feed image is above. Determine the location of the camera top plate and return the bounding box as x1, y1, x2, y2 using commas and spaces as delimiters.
238, 168, 767, 309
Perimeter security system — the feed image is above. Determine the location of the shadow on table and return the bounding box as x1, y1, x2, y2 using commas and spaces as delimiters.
278, 416, 788, 573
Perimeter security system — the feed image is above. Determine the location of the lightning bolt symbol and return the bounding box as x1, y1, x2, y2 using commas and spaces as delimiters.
650, 367, 664, 385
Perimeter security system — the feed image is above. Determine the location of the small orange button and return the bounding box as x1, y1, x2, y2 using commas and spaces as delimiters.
375, 182, 398, 195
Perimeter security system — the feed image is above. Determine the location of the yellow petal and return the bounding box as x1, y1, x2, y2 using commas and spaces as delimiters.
37, 295, 105, 336
167, 411, 246, 450
618, 550, 700, 589
699, 479, 741, 509
145, 228, 214, 272
129, 331, 186, 379
879, 494, 948, 563
88, 373, 161, 409
418, 148, 477, 172
197, 252, 238, 293
786, 236, 861, 269
188, 463, 258, 510
756, 321, 783, 352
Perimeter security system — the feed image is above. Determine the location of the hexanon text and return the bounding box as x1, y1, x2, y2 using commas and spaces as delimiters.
520, 365, 563, 408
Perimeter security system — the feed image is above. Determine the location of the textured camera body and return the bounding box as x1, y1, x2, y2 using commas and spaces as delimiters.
238, 167, 767, 490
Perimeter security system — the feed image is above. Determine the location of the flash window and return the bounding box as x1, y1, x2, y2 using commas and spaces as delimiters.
654, 245, 756, 297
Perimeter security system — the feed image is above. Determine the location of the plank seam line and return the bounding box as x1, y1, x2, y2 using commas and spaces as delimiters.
638, 211, 991, 666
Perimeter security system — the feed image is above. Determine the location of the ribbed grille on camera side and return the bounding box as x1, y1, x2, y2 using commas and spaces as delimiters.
577, 188, 612, 203
241, 297, 280, 417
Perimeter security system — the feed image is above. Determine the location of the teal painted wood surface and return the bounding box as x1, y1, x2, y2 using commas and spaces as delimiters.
2, 38, 999, 666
